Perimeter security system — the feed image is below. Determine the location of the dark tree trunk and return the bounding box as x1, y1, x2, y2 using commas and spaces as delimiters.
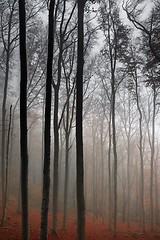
19, 0, 29, 239
76, 0, 85, 239
40, 1, 55, 239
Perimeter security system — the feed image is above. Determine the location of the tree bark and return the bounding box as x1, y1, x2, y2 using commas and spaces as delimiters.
19, 0, 29, 239
40, 1, 55, 239
76, 0, 85, 239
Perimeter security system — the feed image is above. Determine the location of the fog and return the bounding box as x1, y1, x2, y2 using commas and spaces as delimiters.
0, 0, 160, 239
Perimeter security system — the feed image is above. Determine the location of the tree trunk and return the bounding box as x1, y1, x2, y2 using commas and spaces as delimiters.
100, 120, 105, 223
127, 94, 131, 228
112, 89, 118, 238
52, 87, 59, 235
19, 0, 29, 239
150, 86, 156, 232
1, 30, 11, 228
92, 126, 96, 221
154, 154, 159, 226
62, 90, 70, 230
76, 0, 85, 239
134, 70, 145, 232
108, 111, 112, 230
40, 1, 55, 239
1, 106, 12, 225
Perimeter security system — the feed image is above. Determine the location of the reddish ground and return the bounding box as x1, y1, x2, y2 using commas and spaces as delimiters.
0, 202, 160, 239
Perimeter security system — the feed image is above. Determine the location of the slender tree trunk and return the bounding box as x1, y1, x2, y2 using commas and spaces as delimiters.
127, 134, 130, 227
134, 71, 145, 232
17, 177, 21, 214
112, 89, 118, 238
154, 155, 159, 226
8, 101, 18, 201
1, 40, 10, 228
127, 94, 131, 228
122, 185, 126, 223
108, 111, 112, 230
19, 0, 29, 239
1, 1, 17, 225
150, 86, 156, 232
92, 127, 96, 221
41, 94, 45, 187
62, 134, 69, 230
1, 106, 12, 224
52, 11, 64, 233
52, 87, 59, 235
62, 99, 70, 230
76, 0, 85, 239
40, 1, 55, 239
135, 158, 139, 222
100, 121, 105, 223
84, 153, 87, 205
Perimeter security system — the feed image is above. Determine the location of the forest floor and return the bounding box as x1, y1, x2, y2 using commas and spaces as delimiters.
0, 199, 160, 239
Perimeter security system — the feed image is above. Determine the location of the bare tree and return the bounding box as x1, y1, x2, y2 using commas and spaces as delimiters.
40, 0, 55, 239
52, 1, 76, 234
0, 0, 18, 225
123, 0, 160, 62
99, 0, 129, 235
19, 0, 29, 239
76, 0, 85, 239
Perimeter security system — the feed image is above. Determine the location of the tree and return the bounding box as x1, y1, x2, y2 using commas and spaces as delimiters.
122, 40, 146, 231
0, 0, 45, 226
143, 83, 159, 232
123, 0, 160, 62
76, 0, 85, 239
1, 105, 12, 225
0, 0, 18, 225
19, 0, 29, 239
99, 0, 130, 235
51, 1, 76, 234
40, 0, 55, 239
117, 86, 137, 227
62, 48, 76, 230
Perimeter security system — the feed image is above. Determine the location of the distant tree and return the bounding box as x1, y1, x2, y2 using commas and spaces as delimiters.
0, 0, 18, 225
62, 48, 76, 230
142, 81, 159, 232
51, 1, 76, 235
117, 87, 137, 228
99, 0, 130, 235
19, 0, 29, 239
1, 105, 12, 225
123, 41, 146, 232
122, 1, 160, 231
